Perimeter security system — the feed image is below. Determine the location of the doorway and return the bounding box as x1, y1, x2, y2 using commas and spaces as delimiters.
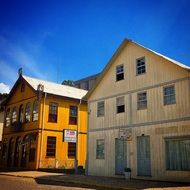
115, 138, 126, 175
137, 136, 151, 176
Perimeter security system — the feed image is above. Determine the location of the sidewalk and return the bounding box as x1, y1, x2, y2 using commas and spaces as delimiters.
0, 170, 189, 190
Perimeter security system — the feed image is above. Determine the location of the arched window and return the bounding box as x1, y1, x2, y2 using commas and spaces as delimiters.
11, 107, 17, 123
32, 100, 38, 121
5, 108, 11, 127
19, 104, 24, 123
25, 102, 31, 122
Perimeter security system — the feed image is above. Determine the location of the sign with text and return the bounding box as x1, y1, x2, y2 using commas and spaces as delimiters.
63, 130, 77, 142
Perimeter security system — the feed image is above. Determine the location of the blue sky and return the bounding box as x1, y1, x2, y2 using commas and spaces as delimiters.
0, 0, 190, 93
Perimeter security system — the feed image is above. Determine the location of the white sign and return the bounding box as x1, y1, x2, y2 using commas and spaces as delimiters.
64, 130, 77, 142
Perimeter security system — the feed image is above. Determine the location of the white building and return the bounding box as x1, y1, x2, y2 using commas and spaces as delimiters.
86, 39, 190, 182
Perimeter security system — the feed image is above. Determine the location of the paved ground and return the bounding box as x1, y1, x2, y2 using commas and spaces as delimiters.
0, 175, 93, 190
0, 171, 189, 190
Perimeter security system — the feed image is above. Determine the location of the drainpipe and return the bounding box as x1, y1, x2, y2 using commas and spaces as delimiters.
38, 91, 46, 169
86, 102, 90, 176
75, 98, 82, 173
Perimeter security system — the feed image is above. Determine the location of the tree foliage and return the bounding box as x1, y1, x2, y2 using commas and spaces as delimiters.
62, 80, 75, 87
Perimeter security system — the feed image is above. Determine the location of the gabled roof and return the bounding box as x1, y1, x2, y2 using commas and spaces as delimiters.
85, 39, 190, 99
23, 75, 88, 100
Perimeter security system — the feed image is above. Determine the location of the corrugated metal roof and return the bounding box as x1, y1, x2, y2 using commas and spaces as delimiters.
23, 75, 88, 100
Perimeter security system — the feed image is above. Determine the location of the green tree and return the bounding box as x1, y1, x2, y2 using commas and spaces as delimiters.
62, 80, 75, 87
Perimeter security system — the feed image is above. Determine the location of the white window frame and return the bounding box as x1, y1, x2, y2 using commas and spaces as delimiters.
163, 85, 176, 105
116, 64, 124, 81
97, 101, 105, 117
136, 57, 146, 75
116, 96, 125, 113
137, 92, 147, 110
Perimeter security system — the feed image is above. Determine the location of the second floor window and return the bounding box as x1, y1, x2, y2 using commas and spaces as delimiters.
32, 100, 38, 121
116, 96, 125, 113
164, 85, 176, 105
116, 65, 124, 81
25, 102, 31, 122
11, 107, 17, 123
48, 102, 58, 123
137, 92, 147, 110
5, 108, 11, 127
97, 101, 105, 117
69, 106, 77, 125
19, 104, 24, 123
136, 57, 146, 75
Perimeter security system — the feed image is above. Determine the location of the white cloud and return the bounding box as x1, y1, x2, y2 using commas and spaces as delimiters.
0, 83, 10, 94
0, 35, 46, 80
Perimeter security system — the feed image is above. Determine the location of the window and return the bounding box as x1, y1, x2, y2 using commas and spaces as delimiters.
19, 104, 24, 123
32, 100, 38, 121
25, 102, 31, 122
137, 92, 147, 110
97, 101, 105, 117
5, 108, 11, 127
116, 96, 125, 113
46, 136, 56, 157
68, 142, 76, 158
164, 85, 176, 105
96, 139, 105, 159
136, 57, 146, 75
21, 83, 25, 92
48, 102, 58, 122
116, 65, 124, 81
11, 107, 17, 123
69, 106, 77, 125
165, 138, 190, 171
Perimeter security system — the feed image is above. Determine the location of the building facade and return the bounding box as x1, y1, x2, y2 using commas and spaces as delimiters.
1, 73, 87, 170
86, 39, 190, 182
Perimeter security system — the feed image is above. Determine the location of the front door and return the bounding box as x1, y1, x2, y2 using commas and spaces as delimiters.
137, 136, 151, 176
115, 138, 126, 175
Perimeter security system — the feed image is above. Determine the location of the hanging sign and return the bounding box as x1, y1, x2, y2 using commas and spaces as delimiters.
63, 130, 77, 142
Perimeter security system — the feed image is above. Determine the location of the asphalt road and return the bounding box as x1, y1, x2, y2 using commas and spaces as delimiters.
0, 175, 94, 190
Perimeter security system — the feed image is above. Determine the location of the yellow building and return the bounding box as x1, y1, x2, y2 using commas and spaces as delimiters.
0, 71, 88, 170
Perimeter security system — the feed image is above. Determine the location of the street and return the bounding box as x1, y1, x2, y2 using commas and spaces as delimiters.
0, 175, 94, 190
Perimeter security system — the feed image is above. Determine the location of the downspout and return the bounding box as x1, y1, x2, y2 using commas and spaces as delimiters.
38, 92, 47, 169
86, 102, 90, 175
75, 98, 82, 172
